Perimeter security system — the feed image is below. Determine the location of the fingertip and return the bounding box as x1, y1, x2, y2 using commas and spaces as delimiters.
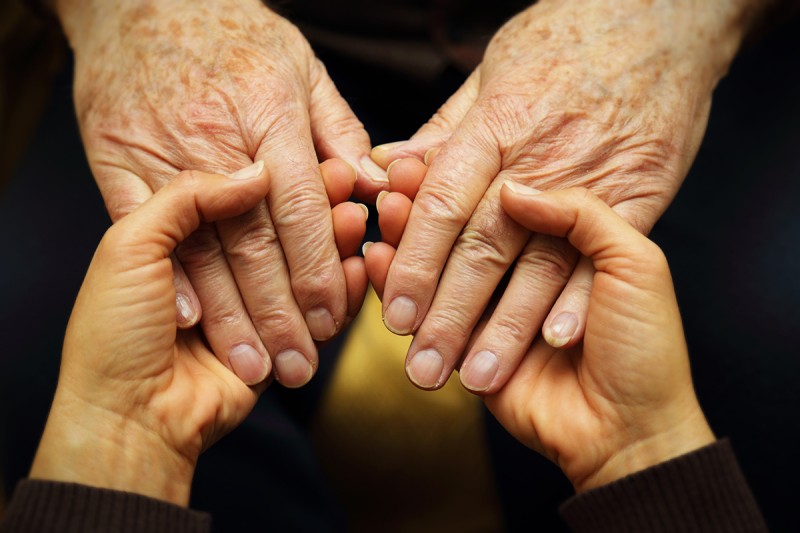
387, 158, 428, 200
320, 158, 357, 206
364, 241, 396, 300
370, 141, 406, 168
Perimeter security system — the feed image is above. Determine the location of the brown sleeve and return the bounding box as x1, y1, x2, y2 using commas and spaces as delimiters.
560, 439, 768, 533
0, 479, 211, 533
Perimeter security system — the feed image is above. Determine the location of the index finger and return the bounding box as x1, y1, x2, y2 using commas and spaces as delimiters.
381, 117, 502, 336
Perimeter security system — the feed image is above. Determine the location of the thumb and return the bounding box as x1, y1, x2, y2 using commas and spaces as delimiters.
370, 68, 481, 169
499, 182, 666, 281
309, 60, 388, 201
107, 162, 270, 264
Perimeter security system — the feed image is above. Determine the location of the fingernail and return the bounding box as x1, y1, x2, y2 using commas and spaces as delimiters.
371, 141, 405, 153
175, 293, 197, 326
503, 180, 542, 196
229, 344, 269, 385
460, 350, 499, 392
383, 296, 418, 335
423, 147, 440, 166
544, 312, 579, 348
386, 158, 401, 178
305, 307, 337, 341
376, 191, 389, 212
360, 155, 389, 183
357, 203, 369, 220
407, 349, 444, 389
362, 241, 373, 256
229, 160, 264, 180
274, 349, 313, 388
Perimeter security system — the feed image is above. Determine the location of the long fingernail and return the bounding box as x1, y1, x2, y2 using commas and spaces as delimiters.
229, 160, 264, 180
407, 349, 444, 389
306, 307, 337, 341
544, 312, 579, 348
386, 158, 401, 178
359, 155, 389, 183
423, 147, 440, 166
371, 141, 405, 154
384, 296, 418, 335
362, 241, 374, 256
503, 180, 542, 196
229, 344, 269, 385
357, 203, 369, 220
274, 349, 313, 388
175, 293, 197, 326
376, 191, 389, 212
460, 350, 499, 392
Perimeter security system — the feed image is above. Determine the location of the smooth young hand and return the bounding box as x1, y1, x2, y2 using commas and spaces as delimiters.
30, 162, 368, 506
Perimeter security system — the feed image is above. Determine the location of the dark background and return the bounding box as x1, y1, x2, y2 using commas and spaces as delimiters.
2, 11, 799, 532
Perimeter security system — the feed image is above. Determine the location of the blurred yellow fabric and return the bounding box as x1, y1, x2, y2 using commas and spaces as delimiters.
312, 288, 503, 532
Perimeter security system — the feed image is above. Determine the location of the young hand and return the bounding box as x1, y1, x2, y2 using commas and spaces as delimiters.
30, 161, 368, 505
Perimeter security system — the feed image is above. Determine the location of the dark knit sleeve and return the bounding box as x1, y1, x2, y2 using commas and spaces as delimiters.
0, 479, 211, 533
560, 439, 767, 532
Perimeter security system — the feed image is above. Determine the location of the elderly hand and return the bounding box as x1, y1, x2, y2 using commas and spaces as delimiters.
369, 0, 751, 392
54, 0, 386, 387
29, 163, 368, 506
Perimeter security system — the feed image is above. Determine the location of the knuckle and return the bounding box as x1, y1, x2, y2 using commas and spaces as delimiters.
249, 305, 306, 346
455, 215, 518, 272
491, 314, 534, 350
423, 309, 474, 347
414, 184, 473, 232
202, 307, 244, 331
389, 256, 441, 289
221, 219, 281, 264
517, 238, 575, 286
176, 224, 224, 270
290, 263, 340, 304
270, 182, 329, 228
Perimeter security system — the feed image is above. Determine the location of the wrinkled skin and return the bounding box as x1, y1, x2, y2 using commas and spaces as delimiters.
56, 0, 386, 388
371, 0, 749, 393
366, 183, 716, 492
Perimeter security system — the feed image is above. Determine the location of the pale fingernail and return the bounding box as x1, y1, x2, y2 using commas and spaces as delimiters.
407, 349, 444, 389
376, 191, 389, 212
274, 349, 313, 388
359, 155, 389, 183
175, 293, 197, 326
503, 180, 542, 196
229, 344, 269, 385
423, 147, 440, 166
386, 158, 401, 178
544, 312, 579, 348
362, 241, 374, 256
357, 203, 369, 220
229, 160, 264, 180
371, 141, 405, 153
383, 296, 418, 335
460, 350, 499, 392
305, 307, 337, 341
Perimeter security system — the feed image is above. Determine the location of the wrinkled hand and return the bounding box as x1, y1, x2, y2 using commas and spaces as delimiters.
30, 165, 368, 505
55, 0, 386, 387
370, 0, 746, 392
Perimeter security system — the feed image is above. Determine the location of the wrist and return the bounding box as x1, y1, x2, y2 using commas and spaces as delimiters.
577, 407, 715, 493
30, 390, 195, 506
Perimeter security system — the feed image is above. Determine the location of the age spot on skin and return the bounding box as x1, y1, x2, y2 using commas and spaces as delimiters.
220, 19, 240, 31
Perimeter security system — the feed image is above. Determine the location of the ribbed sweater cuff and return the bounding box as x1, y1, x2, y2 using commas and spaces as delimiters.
560, 439, 767, 533
0, 479, 210, 533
